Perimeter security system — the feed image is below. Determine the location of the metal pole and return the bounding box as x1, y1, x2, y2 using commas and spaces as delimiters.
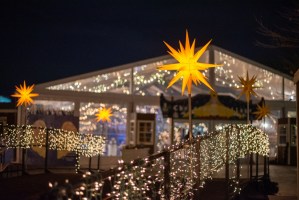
226, 127, 230, 200
237, 126, 240, 183
256, 153, 259, 181
171, 96, 174, 145
264, 156, 267, 176
21, 126, 26, 175
250, 153, 253, 181
89, 157, 92, 171
22, 148, 26, 175
296, 77, 299, 200
188, 93, 194, 198
198, 138, 201, 188
44, 128, 49, 173
97, 154, 100, 170
164, 152, 171, 199
188, 93, 192, 141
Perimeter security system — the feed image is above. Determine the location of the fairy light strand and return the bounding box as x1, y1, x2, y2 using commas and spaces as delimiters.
30, 123, 270, 199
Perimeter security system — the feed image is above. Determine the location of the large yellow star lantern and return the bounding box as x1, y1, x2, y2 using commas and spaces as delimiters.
157, 30, 222, 95
253, 102, 271, 120
95, 107, 113, 122
238, 71, 259, 102
11, 81, 39, 107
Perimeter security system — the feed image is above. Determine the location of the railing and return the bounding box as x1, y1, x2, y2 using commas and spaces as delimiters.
47, 124, 269, 200
0, 124, 269, 199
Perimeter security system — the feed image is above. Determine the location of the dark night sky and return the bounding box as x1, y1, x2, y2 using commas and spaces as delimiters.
0, 0, 295, 98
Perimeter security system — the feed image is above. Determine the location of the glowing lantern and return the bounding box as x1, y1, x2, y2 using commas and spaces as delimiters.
157, 30, 222, 142
237, 71, 259, 103
157, 30, 222, 95
95, 107, 113, 122
11, 81, 39, 107
237, 71, 260, 123
253, 102, 271, 120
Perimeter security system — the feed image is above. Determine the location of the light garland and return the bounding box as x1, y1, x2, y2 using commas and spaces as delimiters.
44, 50, 295, 100
41, 124, 269, 199
0, 125, 105, 158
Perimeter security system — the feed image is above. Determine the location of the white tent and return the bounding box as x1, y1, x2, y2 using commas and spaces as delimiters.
28, 45, 296, 158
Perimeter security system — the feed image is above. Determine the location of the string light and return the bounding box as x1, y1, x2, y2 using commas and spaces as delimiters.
45, 50, 295, 100
38, 124, 269, 199
0, 124, 105, 158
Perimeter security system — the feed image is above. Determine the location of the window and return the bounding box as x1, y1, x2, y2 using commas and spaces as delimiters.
137, 121, 154, 145
279, 125, 287, 145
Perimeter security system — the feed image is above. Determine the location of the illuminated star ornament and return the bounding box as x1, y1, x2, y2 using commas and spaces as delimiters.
95, 107, 113, 122
11, 81, 39, 107
253, 102, 271, 120
238, 71, 259, 102
157, 30, 222, 95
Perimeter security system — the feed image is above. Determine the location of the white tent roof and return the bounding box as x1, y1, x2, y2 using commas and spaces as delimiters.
35, 45, 295, 101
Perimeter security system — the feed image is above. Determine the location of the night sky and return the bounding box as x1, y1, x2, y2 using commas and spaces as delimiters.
0, 0, 295, 98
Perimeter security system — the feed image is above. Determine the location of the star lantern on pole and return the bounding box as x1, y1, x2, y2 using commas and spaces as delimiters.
11, 80, 39, 175
237, 71, 259, 103
237, 71, 260, 123
157, 30, 222, 140
157, 30, 222, 194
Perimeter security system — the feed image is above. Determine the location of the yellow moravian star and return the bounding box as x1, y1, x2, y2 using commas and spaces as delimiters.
238, 71, 259, 103
95, 107, 113, 122
11, 81, 39, 107
253, 102, 271, 120
157, 30, 222, 95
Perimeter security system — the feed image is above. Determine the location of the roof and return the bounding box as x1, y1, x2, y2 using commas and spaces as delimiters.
35, 45, 296, 102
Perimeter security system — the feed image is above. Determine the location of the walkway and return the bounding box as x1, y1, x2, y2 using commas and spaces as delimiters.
268, 165, 297, 200
0, 164, 297, 200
